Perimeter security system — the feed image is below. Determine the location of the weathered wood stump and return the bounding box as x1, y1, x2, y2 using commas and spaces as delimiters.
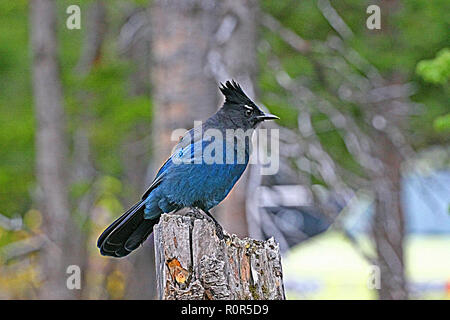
154, 209, 286, 300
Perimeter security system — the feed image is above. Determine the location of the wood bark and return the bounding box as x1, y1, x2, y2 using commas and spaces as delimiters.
154, 209, 285, 300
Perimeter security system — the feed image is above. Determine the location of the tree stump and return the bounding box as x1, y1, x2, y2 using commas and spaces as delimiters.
154, 209, 286, 300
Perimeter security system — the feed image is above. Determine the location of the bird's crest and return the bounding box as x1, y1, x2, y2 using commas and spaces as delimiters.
219, 80, 253, 105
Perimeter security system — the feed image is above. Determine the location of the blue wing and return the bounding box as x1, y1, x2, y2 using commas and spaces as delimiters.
157, 136, 248, 210
142, 129, 249, 210
141, 128, 198, 200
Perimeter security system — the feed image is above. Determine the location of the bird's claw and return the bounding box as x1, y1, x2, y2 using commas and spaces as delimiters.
189, 207, 205, 219
214, 223, 230, 241
215, 224, 224, 240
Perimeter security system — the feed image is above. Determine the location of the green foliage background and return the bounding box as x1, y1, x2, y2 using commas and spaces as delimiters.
0, 0, 153, 219
0, 0, 448, 219
0, 0, 446, 220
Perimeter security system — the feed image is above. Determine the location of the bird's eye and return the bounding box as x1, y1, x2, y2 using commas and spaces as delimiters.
244, 105, 253, 116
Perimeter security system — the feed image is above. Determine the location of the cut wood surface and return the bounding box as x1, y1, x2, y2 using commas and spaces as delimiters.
154, 209, 286, 300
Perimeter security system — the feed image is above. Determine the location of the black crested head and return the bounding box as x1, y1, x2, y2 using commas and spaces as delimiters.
216, 80, 279, 130
219, 80, 253, 106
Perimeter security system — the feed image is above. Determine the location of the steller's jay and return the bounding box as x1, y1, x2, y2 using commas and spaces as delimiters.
97, 80, 279, 257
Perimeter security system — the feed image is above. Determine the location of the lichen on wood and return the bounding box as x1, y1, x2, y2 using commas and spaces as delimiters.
154, 209, 285, 300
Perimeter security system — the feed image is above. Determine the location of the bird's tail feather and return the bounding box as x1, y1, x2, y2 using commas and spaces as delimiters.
97, 200, 160, 257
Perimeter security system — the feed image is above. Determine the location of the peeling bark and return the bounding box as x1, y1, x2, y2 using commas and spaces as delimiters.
154, 210, 285, 300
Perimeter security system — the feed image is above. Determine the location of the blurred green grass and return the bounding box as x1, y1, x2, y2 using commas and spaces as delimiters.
284, 231, 450, 299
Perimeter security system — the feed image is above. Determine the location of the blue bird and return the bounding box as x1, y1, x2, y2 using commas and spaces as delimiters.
97, 81, 279, 257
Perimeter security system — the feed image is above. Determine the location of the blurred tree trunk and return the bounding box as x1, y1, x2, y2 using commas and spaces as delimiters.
119, 6, 152, 193
150, 0, 259, 239
370, 0, 408, 300
372, 132, 408, 299
72, 0, 107, 299
148, 1, 221, 298
120, 7, 152, 98
30, 0, 75, 299
75, 0, 107, 75
118, 6, 156, 300
210, 0, 259, 238
150, 0, 219, 166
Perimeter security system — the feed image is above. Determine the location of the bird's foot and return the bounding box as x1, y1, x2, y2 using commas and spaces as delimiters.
214, 223, 225, 240
182, 207, 205, 219
202, 209, 228, 241
213, 222, 231, 241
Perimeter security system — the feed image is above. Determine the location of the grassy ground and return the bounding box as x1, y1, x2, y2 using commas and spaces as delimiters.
283, 231, 450, 299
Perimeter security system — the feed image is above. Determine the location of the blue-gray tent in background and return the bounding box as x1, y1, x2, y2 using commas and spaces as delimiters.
262, 170, 450, 251
346, 170, 450, 234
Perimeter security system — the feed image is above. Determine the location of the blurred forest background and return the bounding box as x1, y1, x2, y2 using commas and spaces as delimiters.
0, 0, 448, 299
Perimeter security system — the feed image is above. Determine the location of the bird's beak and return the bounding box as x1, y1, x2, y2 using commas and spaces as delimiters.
257, 113, 280, 121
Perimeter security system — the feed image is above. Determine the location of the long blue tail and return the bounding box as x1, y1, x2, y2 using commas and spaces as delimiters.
97, 200, 160, 257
